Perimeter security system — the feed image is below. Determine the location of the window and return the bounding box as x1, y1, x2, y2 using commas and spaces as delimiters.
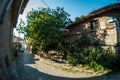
90, 20, 99, 31
106, 16, 117, 23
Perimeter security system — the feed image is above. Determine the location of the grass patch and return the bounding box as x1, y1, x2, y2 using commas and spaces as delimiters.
61, 67, 79, 73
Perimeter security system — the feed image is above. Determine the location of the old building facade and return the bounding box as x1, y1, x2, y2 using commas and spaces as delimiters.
0, 0, 28, 80
65, 2, 120, 53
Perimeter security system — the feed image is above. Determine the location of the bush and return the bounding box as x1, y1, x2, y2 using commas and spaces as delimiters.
67, 54, 79, 66
82, 46, 116, 71
67, 46, 116, 72
73, 35, 90, 47
67, 35, 90, 54
66, 34, 118, 72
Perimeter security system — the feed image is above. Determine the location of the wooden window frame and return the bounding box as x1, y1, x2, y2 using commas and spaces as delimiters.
90, 20, 99, 31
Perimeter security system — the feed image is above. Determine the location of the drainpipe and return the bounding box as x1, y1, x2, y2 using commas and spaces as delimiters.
0, 0, 13, 24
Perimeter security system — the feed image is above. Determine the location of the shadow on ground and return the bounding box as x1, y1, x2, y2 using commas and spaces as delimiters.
23, 66, 120, 80
15, 52, 120, 80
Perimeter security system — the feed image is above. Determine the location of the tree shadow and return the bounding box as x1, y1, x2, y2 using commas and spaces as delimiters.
15, 52, 120, 80
21, 65, 120, 80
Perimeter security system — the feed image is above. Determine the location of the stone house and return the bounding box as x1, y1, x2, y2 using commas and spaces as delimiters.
13, 36, 27, 53
0, 0, 28, 80
65, 2, 120, 53
13, 36, 23, 56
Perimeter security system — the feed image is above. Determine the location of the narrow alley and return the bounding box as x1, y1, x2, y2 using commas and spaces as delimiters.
1, 1, 120, 80
14, 51, 84, 80
12, 51, 120, 80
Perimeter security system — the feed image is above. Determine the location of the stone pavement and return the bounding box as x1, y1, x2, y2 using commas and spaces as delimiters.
12, 51, 120, 80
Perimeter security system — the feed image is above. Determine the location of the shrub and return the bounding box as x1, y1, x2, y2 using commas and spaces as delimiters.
67, 54, 79, 66
67, 35, 90, 55
67, 46, 116, 72
73, 35, 90, 47
66, 35, 118, 72
84, 47, 117, 71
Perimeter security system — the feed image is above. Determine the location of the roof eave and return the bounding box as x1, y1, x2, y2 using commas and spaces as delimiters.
20, 0, 29, 14
66, 2, 120, 29
12, 0, 29, 27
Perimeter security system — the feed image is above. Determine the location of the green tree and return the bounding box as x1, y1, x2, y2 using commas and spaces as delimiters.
17, 19, 25, 37
18, 7, 72, 52
75, 15, 85, 21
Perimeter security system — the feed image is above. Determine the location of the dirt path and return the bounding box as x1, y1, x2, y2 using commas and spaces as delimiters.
14, 51, 120, 80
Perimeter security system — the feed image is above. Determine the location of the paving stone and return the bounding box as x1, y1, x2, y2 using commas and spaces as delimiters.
12, 51, 120, 80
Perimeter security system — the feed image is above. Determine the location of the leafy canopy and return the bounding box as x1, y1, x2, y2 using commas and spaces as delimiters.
18, 7, 72, 51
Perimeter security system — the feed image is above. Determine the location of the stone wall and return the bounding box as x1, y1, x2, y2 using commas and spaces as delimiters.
0, 0, 28, 80
0, 4, 14, 80
65, 9, 120, 52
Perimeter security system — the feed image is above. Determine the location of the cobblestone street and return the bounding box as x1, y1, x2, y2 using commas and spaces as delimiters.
13, 51, 120, 80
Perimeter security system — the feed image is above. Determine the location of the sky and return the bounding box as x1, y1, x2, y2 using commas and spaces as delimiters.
14, 0, 117, 38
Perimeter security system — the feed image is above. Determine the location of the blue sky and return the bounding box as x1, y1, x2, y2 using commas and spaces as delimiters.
41, 0, 116, 20
20, 0, 117, 21
14, 0, 117, 38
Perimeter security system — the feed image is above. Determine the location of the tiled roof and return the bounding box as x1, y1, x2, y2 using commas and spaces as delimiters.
66, 2, 120, 28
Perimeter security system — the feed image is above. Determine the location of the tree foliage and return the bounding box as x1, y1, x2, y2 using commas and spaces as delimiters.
16, 19, 25, 36
18, 7, 72, 51
75, 15, 85, 21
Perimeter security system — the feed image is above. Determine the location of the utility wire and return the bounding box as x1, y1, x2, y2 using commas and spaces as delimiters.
41, 0, 50, 8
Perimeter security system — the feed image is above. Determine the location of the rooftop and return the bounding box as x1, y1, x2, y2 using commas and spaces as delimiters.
66, 2, 120, 28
